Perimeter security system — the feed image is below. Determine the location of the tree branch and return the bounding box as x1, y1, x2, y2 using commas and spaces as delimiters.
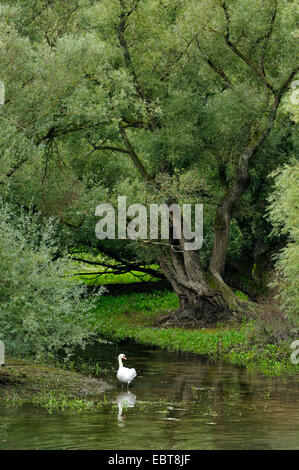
209, 64, 299, 276
116, 3, 145, 102
259, 0, 278, 76
71, 256, 165, 279
196, 37, 232, 87
0, 157, 28, 184
118, 121, 151, 181
94, 145, 131, 155
160, 33, 199, 82
116, 2, 158, 129
221, 1, 275, 92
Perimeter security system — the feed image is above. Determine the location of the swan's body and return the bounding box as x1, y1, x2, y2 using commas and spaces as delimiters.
116, 353, 137, 387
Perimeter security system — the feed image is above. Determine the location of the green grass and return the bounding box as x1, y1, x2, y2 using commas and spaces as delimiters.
92, 290, 179, 326
92, 289, 299, 376
7, 391, 106, 414
234, 290, 249, 301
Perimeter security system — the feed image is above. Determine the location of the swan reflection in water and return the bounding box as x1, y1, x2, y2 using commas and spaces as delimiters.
115, 391, 136, 426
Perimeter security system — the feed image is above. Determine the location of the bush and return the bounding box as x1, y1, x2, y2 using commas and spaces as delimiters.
0, 202, 101, 359
268, 160, 299, 319
252, 308, 298, 346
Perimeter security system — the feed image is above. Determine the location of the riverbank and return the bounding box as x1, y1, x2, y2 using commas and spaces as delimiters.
0, 357, 114, 413
93, 289, 299, 376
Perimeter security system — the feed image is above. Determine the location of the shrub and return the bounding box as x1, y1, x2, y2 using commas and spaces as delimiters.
0, 202, 101, 359
268, 160, 299, 319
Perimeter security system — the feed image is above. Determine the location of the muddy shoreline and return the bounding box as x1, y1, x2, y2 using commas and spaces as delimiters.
0, 357, 114, 407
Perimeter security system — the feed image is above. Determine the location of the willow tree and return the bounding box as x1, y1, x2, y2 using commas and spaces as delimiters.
0, 0, 298, 322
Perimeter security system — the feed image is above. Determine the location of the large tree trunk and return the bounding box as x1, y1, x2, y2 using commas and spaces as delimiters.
157, 239, 246, 326
156, 139, 271, 326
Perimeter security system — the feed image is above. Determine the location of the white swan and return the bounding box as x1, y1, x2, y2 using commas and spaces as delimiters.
116, 353, 137, 387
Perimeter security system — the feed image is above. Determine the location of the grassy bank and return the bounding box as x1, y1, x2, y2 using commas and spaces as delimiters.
0, 358, 114, 413
92, 289, 299, 376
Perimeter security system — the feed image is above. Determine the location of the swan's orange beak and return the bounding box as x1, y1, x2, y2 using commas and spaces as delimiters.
123, 356, 127, 360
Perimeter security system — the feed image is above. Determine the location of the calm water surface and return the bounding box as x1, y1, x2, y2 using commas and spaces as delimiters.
0, 343, 298, 449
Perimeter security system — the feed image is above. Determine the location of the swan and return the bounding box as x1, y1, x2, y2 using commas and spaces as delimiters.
116, 353, 137, 387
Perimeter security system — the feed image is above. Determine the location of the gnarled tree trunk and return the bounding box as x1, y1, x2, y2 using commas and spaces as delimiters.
157, 239, 245, 326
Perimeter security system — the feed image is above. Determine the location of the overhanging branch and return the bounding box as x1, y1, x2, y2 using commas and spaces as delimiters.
118, 122, 151, 181
71, 256, 165, 280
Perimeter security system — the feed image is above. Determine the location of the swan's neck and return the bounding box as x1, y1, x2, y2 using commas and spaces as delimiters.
118, 356, 124, 368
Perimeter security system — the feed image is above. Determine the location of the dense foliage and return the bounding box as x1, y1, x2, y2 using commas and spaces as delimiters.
268, 161, 299, 318
0, 202, 99, 358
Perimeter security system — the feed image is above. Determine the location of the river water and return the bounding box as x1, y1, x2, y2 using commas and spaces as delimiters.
0, 343, 298, 449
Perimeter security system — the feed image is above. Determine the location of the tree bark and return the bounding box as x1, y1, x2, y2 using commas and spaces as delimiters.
156, 236, 246, 326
